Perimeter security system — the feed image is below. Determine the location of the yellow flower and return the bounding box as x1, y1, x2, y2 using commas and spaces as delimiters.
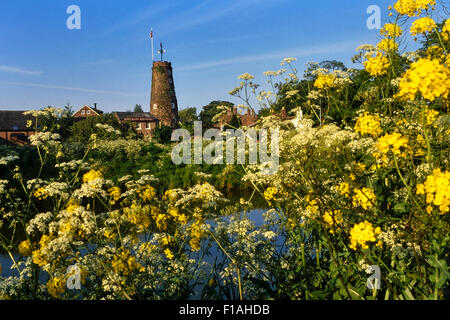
418, 169, 450, 214
352, 188, 376, 210
305, 195, 319, 216
377, 38, 398, 53
33, 187, 48, 200
111, 249, 142, 276
364, 53, 390, 77
32, 234, 53, 267
103, 229, 116, 240
442, 19, 450, 41
66, 198, 80, 213
394, 0, 436, 17
410, 17, 436, 36
47, 275, 66, 298
380, 23, 403, 38
323, 210, 343, 234
189, 221, 204, 252
164, 248, 174, 260
82, 170, 103, 183
138, 185, 155, 202
356, 163, 367, 172
374, 132, 411, 165
264, 187, 279, 204
314, 73, 337, 90
337, 182, 350, 197
108, 186, 121, 202
124, 204, 150, 230
395, 58, 450, 102
349, 221, 382, 250
354, 112, 382, 137
163, 189, 177, 203
424, 106, 439, 127
160, 235, 173, 246
18, 239, 32, 256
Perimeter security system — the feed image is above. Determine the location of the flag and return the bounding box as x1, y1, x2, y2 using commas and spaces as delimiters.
150, 29, 153, 39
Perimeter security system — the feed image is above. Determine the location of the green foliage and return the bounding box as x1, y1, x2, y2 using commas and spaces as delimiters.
178, 107, 198, 134
178, 107, 198, 123
68, 114, 136, 144
152, 125, 173, 144
199, 100, 234, 129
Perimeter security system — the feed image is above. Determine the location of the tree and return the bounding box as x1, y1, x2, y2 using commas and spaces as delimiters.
304, 60, 347, 81
178, 107, 198, 135
68, 114, 136, 144
152, 125, 173, 144
178, 107, 198, 123
199, 100, 233, 129
134, 104, 143, 113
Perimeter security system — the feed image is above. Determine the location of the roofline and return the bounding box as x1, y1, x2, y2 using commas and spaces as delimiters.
76, 105, 102, 115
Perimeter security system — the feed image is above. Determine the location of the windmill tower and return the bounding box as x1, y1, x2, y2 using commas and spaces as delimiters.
150, 42, 179, 128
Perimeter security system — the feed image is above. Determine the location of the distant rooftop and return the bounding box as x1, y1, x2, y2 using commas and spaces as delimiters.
113, 112, 158, 121
0, 110, 36, 131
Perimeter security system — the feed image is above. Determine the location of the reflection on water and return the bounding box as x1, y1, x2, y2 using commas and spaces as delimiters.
0, 207, 276, 293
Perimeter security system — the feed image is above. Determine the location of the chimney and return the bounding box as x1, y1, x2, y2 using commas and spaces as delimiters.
281, 107, 287, 119
94, 103, 97, 110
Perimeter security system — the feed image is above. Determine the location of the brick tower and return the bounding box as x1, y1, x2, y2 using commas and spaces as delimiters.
150, 60, 179, 128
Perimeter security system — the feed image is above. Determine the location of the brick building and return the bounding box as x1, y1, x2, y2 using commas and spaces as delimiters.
214, 106, 258, 131
0, 111, 36, 146
113, 112, 159, 137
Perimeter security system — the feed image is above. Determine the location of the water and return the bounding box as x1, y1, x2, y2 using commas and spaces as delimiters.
0, 208, 274, 279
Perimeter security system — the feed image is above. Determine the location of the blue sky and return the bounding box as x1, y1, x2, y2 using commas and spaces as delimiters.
0, 0, 444, 114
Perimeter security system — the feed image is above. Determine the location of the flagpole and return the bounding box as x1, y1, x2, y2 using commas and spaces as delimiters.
151, 28, 154, 61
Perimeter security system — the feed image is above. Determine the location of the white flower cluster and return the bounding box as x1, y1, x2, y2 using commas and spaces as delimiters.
29, 131, 61, 147
26, 178, 45, 190
0, 180, 8, 194
0, 155, 19, 165
55, 160, 90, 171
174, 183, 227, 209
26, 211, 54, 235
73, 177, 113, 199
23, 107, 63, 118
95, 123, 122, 135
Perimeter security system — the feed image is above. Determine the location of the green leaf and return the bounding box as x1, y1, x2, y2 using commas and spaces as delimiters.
392, 202, 409, 215
402, 287, 415, 300
426, 255, 450, 281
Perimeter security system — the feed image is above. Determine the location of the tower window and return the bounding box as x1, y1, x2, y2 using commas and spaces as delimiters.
171, 103, 176, 109
153, 104, 158, 110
